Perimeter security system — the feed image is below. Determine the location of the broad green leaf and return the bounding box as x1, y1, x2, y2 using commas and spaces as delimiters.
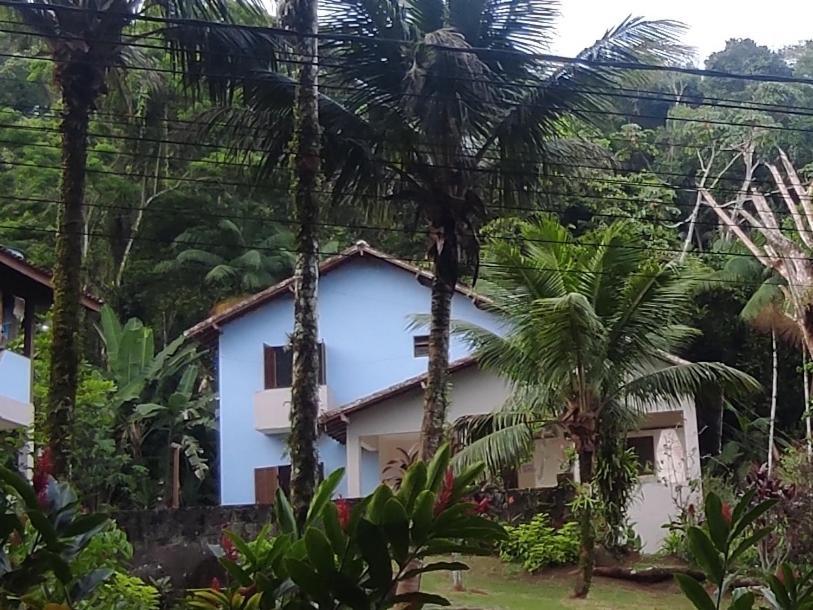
69, 568, 113, 602
0, 465, 38, 509
225, 531, 257, 567
729, 590, 755, 610
306, 468, 344, 526
276, 489, 298, 537
285, 557, 323, 597
675, 574, 716, 610
731, 490, 755, 525
730, 527, 772, 563
221, 558, 251, 587
731, 499, 778, 540
356, 518, 392, 590
411, 490, 435, 544
396, 461, 426, 512
304, 528, 335, 575
686, 527, 724, 584
451, 463, 485, 499
381, 497, 410, 565
426, 444, 451, 493
322, 501, 346, 553
60, 513, 109, 538
28, 510, 59, 547
704, 493, 729, 553
328, 571, 369, 610
402, 561, 469, 579
366, 484, 394, 525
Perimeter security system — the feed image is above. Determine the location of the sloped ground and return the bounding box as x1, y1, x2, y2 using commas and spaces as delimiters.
423, 556, 694, 610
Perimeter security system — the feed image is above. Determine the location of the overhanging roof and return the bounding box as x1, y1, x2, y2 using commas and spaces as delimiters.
0, 246, 103, 312
320, 356, 478, 443
185, 241, 490, 341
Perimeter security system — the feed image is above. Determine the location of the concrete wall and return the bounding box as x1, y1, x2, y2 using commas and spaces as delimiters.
0, 350, 32, 429
217, 257, 502, 504
346, 370, 700, 552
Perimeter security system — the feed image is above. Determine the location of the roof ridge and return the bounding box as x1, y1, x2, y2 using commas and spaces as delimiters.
185, 242, 490, 339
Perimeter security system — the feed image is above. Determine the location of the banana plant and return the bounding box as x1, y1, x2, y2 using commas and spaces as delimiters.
189, 445, 506, 610
98, 305, 214, 507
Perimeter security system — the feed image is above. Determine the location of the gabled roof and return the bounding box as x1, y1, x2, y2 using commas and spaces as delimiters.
320, 356, 478, 443
185, 241, 490, 340
0, 246, 103, 312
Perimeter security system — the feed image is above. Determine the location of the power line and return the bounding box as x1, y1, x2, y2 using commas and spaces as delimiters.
2, 221, 810, 292
3, 1, 813, 91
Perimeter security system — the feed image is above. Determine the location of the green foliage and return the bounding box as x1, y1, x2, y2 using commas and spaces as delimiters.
762, 565, 813, 610
98, 305, 216, 505
30, 321, 143, 510
498, 515, 580, 573
189, 446, 505, 610
0, 465, 112, 609
674, 490, 777, 610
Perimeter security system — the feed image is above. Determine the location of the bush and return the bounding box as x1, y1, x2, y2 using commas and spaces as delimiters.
499, 514, 580, 572
74, 523, 160, 610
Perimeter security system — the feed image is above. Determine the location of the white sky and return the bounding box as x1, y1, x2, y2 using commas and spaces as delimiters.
552, 0, 813, 64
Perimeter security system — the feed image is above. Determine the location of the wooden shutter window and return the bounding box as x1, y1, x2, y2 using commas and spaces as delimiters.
263, 346, 276, 389
254, 467, 279, 505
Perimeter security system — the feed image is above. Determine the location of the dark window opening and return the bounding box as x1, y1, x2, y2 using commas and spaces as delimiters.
255, 463, 324, 505
264, 343, 326, 389
626, 436, 656, 475
413, 335, 430, 358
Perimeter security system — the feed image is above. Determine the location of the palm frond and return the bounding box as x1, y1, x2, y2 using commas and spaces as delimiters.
481, 17, 686, 194
176, 248, 224, 267
619, 361, 760, 404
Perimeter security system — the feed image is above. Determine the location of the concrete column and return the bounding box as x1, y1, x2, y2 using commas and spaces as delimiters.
682, 398, 702, 483
346, 432, 362, 497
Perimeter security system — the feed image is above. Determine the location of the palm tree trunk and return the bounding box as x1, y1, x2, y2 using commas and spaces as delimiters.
46, 91, 92, 478
804, 349, 812, 461
768, 328, 778, 474
286, 0, 322, 528
573, 448, 595, 599
420, 222, 458, 459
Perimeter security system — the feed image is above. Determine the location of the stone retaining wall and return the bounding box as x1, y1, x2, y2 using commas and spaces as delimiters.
115, 485, 572, 591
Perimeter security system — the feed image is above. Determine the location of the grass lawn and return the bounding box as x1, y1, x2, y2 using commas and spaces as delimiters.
422, 556, 695, 610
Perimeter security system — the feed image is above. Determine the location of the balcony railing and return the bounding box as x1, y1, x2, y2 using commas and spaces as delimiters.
0, 349, 33, 429
254, 385, 333, 433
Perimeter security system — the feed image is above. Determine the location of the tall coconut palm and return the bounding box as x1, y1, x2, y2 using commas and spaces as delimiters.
447, 217, 758, 597
168, 1, 687, 460
5, 0, 252, 476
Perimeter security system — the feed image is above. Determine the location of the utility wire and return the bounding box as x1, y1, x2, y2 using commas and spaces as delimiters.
3, 1, 813, 90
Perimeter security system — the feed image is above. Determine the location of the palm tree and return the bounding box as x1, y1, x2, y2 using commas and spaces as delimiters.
169, 1, 687, 460
159, 219, 296, 296
448, 217, 758, 597
5, 0, 251, 476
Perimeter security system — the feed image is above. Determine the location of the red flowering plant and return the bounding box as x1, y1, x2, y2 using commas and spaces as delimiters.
0, 461, 111, 608
189, 444, 505, 610
675, 490, 778, 610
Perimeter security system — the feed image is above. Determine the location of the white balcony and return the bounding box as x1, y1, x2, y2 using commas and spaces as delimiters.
254, 385, 333, 433
0, 349, 34, 429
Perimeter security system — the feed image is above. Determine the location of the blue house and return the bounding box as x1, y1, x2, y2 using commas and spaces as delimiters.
186, 241, 505, 504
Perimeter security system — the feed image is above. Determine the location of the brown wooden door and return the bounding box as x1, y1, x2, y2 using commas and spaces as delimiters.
254, 467, 279, 505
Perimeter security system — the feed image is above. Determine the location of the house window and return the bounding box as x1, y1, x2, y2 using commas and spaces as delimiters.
413, 335, 430, 357
254, 463, 324, 505
264, 343, 326, 389
626, 435, 656, 475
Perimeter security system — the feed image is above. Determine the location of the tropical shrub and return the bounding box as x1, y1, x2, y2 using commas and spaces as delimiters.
188, 445, 505, 610
0, 455, 112, 609
498, 514, 580, 572
674, 490, 777, 610
73, 523, 159, 610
